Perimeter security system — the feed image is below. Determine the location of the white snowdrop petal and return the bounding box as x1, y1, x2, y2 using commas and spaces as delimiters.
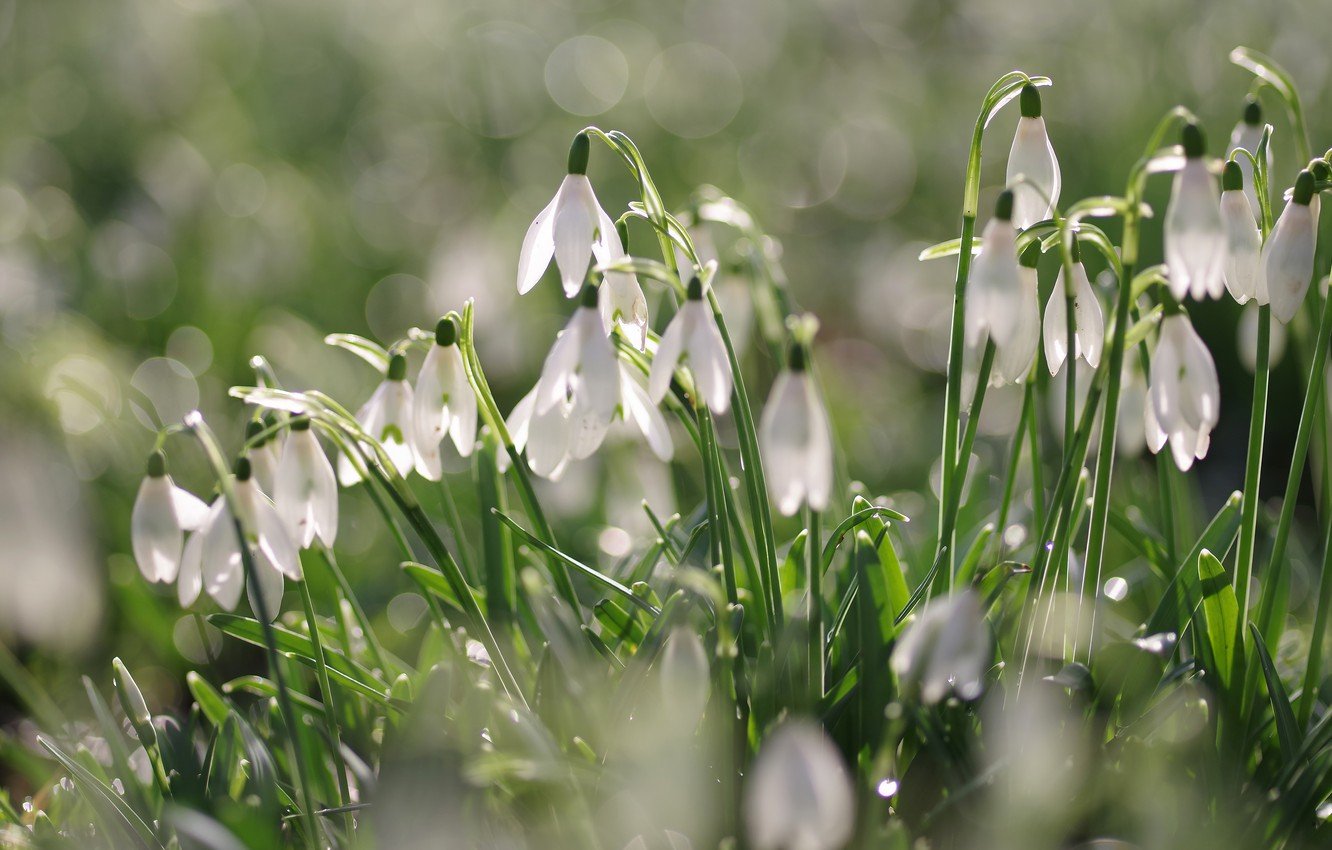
552, 176, 597, 296
527, 400, 573, 478
648, 312, 688, 404
254, 496, 302, 581
517, 193, 558, 294
535, 326, 582, 414
170, 486, 211, 532
744, 722, 855, 850
1264, 202, 1315, 324
1073, 263, 1105, 368
178, 526, 205, 607
132, 476, 183, 583
1165, 160, 1227, 302
692, 311, 734, 414
1221, 190, 1263, 304
968, 218, 1021, 347
1042, 276, 1069, 375
446, 348, 478, 457
1007, 116, 1061, 229
621, 367, 673, 462
201, 507, 244, 612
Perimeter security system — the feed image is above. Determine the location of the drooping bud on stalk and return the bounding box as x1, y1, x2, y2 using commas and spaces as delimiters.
649, 275, 733, 414
1006, 86, 1060, 229
1264, 169, 1318, 323
414, 315, 479, 479
1229, 97, 1271, 216
1165, 121, 1227, 300
760, 333, 833, 515
1220, 159, 1263, 304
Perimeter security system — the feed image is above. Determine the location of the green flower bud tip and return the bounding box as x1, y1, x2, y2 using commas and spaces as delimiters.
112, 658, 150, 726
1243, 96, 1261, 126
994, 189, 1014, 222
686, 276, 704, 300
1019, 83, 1042, 119
290, 415, 312, 432
616, 219, 629, 251
1181, 122, 1205, 159
567, 132, 590, 175
234, 455, 253, 481
245, 419, 264, 441
146, 450, 167, 478
578, 282, 599, 308
1019, 240, 1042, 269
786, 341, 808, 372
387, 352, 408, 381
1312, 160, 1331, 182
1293, 170, 1315, 206
1222, 160, 1243, 192
435, 316, 458, 347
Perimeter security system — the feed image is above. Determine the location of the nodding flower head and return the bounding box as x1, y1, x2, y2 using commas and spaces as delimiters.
131, 451, 209, 584
966, 190, 1024, 356
1145, 311, 1219, 471
1005, 84, 1060, 229
413, 316, 478, 481
648, 276, 733, 415
759, 339, 833, 516
1165, 122, 1228, 302
1219, 159, 1264, 305
337, 352, 417, 486
1042, 238, 1104, 375
1228, 96, 1271, 215
275, 416, 340, 549
1264, 169, 1317, 324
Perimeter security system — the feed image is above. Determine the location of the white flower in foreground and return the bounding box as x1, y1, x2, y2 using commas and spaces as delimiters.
503, 388, 573, 480
517, 132, 621, 298
599, 221, 650, 351
1146, 312, 1219, 471
1220, 160, 1265, 305
274, 417, 339, 549
1264, 170, 1317, 324
891, 590, 990, 704
759, 342, 833, 516
1006, 84, 1060, 229
131, 451, 209, 583
1228, 98, 1271, 217
744, 721, 854, 850
338, 353, 416, 486
534, 284, 622, 463
180, 457, 301, 618
1164, 122, 1227, 301
659, 628, 711, 729
965, 189, 1023, 351
990, 241, 1041, 385
1042, 243, 1104, 374
648, 276, 733, 414
413, 317, 478, 481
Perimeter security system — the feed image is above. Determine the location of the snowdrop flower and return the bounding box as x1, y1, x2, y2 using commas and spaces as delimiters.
1264, 170, 1317, 324
244, 417, 282, 495
1228, 97, 1271, 216
619, 363, 673, 463
534, 284, 622, 460
965, 190, 1023, 351
743, 721, 854, 850
1164, 122, 1227, 301
1146, 312, 1219, 471
517, 132, 621, 298
413, 317, 478, 481
338, 353, 416, 486
131, 451, 209, 583
599, 221, 650, 350
1220, 160, 1264, 304
1043, 240, 1104, 374
890, 590, 990, 704
648, 276, 733, 414
1006, 84, 1060, 229
990, 240, 1041, 385
274, 417, 338, 549
180, 457, 301, 618
759, 341, 833, 516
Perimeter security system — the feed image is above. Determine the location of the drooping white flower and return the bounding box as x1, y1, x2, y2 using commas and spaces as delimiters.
1042, 244, 1104, 374
890, 590, 991, 704
502, 387, 574, 480
744, 721, 855, 850
599, 220, 650, 351
1164, 122, 1227, 301
659, 628, 711, 729
534, 284, 623, 463
1146, 313, 1219, 471
1220, 160, 1265, 305
759, 343, 833, 516
648, 276, 733, 414
413, 317, 478, 481
966, 190, 1023, 352
1264, 170, 1317, 324
180, 457, 302, 618
1006, 84, 1060, 229
990, 241, 1041, 386
517, 132, 621, 298
1228, 98, 1271, 217
274, 417, 339, 549
244, 417, 283, 495
131, 451, 209, 583
338, 353, 417, 486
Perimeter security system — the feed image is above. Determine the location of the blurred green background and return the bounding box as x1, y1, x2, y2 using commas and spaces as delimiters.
3, 0, 1330, 782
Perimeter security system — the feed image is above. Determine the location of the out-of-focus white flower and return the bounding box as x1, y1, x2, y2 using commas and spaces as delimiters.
759, 343, 833, 516
599, 221, 650, 351
659, 628, 711, 729
338, 354, 416, 486
744, 721, 854, 850
534, 284, 622, 461
517, 132, 621, 298
1228, 98, 1271, 217
990, 239, 1041, 386
1264, 170, 1317, 324
648, 276, 733, 414
413, 318, 478, 481
891, 590, 991, 704
180, 457, 301, 618
1146, 313, 1219, 471
1165, 122, 1227, 301
966, 190, 1023, 352
1220, 160, 1265, 305
1042, 245, 1104, 374
131, 451, 209, 583
1238, 301, 1288, 373
244, 418, 283, 495
274, 417, 339, 549
1006, 84, 1060, 229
